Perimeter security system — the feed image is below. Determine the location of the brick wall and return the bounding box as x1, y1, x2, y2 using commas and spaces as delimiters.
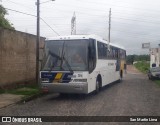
0, 28, 45, 87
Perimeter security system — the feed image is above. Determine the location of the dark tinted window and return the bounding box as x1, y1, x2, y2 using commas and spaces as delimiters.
43, 40, 89, 71
97, 41, 125, 60
120, 49, 126, 59
97, 41, 107, 59
97, 42, 103, 59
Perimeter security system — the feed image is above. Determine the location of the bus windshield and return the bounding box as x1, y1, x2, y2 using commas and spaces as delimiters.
43, 39, 89, 71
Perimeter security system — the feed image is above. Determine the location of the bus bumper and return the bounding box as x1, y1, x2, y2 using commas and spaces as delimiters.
41, 83, 88, 94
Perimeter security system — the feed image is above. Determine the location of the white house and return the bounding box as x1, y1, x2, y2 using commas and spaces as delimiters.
150, 48, 160, 68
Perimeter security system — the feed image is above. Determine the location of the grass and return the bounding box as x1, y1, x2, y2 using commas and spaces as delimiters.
0, 90, 5, 94
7, 87, 40, 96
0, 84, 41, 98
134, 61, 150, 74
154, 80, 160, 86
134, 61, 160, 87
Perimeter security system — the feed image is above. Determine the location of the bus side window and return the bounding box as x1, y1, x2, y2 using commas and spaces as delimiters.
115, 48, 118, 59
104, 44, 108, 59
88, 39, 96, 73
117, 49, 119, 59
97, 41, 103, 59
109, 46, 113, 59
107, 47, 111, 59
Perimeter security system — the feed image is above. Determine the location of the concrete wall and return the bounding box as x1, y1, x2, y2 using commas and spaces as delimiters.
0, 27, 45, 87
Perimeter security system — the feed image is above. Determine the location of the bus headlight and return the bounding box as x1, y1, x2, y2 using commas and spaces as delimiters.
73, 79, 87, 82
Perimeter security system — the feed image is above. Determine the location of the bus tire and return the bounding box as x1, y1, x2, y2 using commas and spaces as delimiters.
117, 79, 121, 83
120, 70, 123, 79
95, 80, 100, 94
95, 75, 102, 94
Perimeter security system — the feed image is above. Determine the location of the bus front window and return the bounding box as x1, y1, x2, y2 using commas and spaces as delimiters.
43, 40, 89, 71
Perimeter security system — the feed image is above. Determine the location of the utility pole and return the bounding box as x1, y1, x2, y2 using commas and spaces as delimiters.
71, 12, 76, 35
36, 0, 40, 85
36, 0, 55, 86
108, 8, 111, 50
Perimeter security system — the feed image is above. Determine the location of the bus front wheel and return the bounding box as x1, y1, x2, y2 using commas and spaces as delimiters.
95, 80, 100, 94
120, 70, 123, 79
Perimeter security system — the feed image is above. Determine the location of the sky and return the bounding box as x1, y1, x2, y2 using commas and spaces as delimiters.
1, 0, 160, 55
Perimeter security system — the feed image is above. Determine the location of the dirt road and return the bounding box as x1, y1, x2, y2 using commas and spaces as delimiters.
0, 65, 160, 125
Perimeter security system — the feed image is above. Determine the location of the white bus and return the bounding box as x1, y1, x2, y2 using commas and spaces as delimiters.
40, 35, 126, 94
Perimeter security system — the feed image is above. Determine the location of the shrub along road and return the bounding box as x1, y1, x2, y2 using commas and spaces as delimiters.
0, 65, 160, 125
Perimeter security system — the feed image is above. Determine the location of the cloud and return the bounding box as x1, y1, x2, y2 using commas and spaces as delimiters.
2, 0, 160, 55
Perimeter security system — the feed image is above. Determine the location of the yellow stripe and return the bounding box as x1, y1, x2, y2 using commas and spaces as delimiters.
55, 73, 62, 80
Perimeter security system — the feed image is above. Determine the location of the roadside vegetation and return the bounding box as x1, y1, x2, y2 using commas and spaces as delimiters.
134, 61, 150, 74
134, 61, 160, 88
0, 84, 42, 99
0, 4, 14, 29
126, 54, 150, 74
127, 54, 150, 64
155, 80, 160, 86
127, 54, 160, 87
126, 54, 150, 73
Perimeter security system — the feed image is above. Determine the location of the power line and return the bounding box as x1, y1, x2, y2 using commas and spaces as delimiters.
40, 0, 54, 4
6, 0, 156, 20
112, 17, 160, 24
75, 0, 160, 14
4, 0, 160, 15
111, 31, 160, 39
112, 15, 160, 22
4, 7, 60, 36
61, 3, 160, 20
40, 17, 60, 36
4, 5, 160, 39
53, 3, 107, 13
4, 0, 36, 11
40, 5, 160, 23
4, 0, 160, 20
7, 13, 160, 25
41, 7, 106, 17
112, 21, 160, 30
112, 36, 159, 42
28, 14, 160, 24
111, 29, 160, 37
5, 8, 36, 17
42, 0, 160, 15
16, 24, 70, 27
112, 11, 160, 20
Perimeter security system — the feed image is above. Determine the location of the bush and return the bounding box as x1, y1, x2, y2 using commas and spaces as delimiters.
134, 61, 150, 73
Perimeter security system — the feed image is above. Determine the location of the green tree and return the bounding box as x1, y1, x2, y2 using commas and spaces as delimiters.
0, 4, 14, 29
127, 54, 150, 64
126, 55, 135, 64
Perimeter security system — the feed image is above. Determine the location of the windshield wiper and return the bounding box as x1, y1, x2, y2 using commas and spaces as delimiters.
62, 53, 73, 73
48, 51, 63, 71
59, 42, 73, 72
47, 42, 73, 72
59, 41, 65, 70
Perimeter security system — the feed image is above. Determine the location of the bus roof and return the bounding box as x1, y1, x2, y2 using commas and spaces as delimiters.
46, 34, 125, 50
